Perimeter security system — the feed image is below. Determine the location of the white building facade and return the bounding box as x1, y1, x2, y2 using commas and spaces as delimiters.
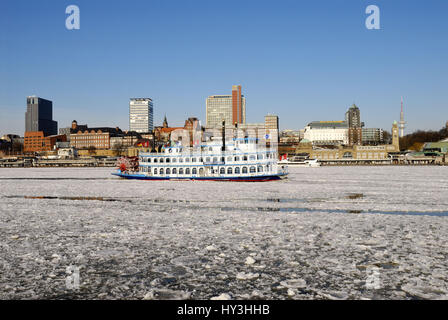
303, 121, 349, 145
129, 98, 153, 133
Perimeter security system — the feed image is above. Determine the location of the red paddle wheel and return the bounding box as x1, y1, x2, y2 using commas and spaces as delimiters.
116, 156, 139, 173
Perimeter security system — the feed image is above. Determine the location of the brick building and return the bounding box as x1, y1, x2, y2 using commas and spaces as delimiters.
24, 131, 67, 153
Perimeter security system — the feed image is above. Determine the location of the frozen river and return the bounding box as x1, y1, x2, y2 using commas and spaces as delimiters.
1, 166, 448, 299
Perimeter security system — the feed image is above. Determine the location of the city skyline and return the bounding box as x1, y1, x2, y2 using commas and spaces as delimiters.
1, 0, 448, 136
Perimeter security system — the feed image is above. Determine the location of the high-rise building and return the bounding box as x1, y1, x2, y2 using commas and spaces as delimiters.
345, 104, 362, 128
206, 85, 246, 128
129, 98, 153, 133
264, 114, 279, 130
25, 96, 57, 136
345, 104, 363, 145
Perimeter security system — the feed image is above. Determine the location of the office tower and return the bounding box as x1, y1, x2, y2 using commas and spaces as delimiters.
25, 96, 57, 136
345, 104, 361, 128
264, 114, 279, 130
345, 104, 362, 145
129, 98, 153, 133
206, 85, 246, 128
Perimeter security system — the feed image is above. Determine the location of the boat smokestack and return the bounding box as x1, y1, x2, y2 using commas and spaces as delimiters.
222, 120, 226, 152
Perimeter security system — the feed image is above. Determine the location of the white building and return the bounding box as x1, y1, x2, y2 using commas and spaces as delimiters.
129, 98, 153, 133
303, 121, 349, 145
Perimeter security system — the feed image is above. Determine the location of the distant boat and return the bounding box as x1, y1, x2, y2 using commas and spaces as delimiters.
278, 155, 321, 167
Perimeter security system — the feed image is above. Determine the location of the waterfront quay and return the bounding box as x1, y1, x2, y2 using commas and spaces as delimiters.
0, 157, 117, 168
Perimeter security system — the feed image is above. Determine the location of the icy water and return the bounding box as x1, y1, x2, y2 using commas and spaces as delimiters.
1, 166, 448, 300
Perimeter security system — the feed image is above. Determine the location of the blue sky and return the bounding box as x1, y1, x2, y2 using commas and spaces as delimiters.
1, 0, 447, 136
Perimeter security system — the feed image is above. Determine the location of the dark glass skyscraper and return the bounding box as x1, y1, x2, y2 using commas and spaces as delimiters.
25, 96, 57, 136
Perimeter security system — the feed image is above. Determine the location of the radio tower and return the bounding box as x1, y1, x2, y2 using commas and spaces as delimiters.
399, 96, 406, 137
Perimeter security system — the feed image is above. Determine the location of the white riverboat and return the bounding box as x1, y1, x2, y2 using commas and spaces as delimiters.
113, 137, 288, 181
278, 156, 321, 167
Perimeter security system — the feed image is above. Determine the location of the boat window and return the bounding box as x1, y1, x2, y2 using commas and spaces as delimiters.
213, 157, 218, 163
206, 157, 210, 162
160, 158, 164, 163
220, 167, 225, 174
179, 168, 184, 174
179, 158, 183, 163
185, 168, 190, 174
192, 157, 196, 162
199, 157, 203, 162
227, 167, 233, 174
221, 157, 225, 163
154, 168, 158, 174
160, 168, 164, 175
192, 168, 197, 174
166, 158, 170, 163
250, 166, 256, 173
153, 158, 158, 163
243, 156, 248, 161
234, 156, 240, 161
258, 165, 263, 172
227, 156, 232, 162
166, 168, 171, 174
172, 158, 177, 163
209, 147, 213, 151
172, 168, 177, 174
185, 158, 190, 162
234, 167, 240, 174
257, 154, 263, 160
242, 167, 248, 173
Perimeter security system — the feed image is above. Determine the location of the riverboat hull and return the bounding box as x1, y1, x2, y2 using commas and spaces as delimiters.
112, 171, 287, 181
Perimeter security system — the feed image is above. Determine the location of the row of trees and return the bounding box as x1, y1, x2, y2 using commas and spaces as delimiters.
400, 126, 448, 151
